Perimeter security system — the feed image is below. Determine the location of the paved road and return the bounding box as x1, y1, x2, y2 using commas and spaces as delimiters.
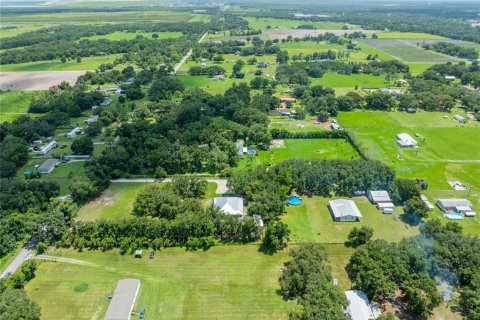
0, 244, 35, 279
111, 178, 229, 194
173, 31, 208, 73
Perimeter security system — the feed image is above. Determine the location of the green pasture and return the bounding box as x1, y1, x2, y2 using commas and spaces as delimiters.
269, 115, 328, 132
278, 41, 345, 55
79, 31, 182, 41
76, 182, 219, 221
356, 43, 397, 61
407, 63, 434, 74
0, 54, 122, 71
0, 25, 44, 39
243, 17, 347, 30
234, 139, 359, 171
399, 39, 480, 50
1, 11, 192, 25
358, 39, 461, 63
0, 91, 41, 121
375, 32, 446, 40
188, 14, 211, 23
311, 72, 388, 88
282, 196, 419, 244
25, 246, 294, 320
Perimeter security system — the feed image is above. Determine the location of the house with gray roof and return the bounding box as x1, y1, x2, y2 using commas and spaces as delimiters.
367, 190, 392, 204
213, 197, 244, 216
328, 199, 362, 222
37, 159, 59, 174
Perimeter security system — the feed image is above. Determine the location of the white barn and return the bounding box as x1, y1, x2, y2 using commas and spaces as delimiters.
396, 133, 418, 148
213, 197, 244, 216
329, 199, 362, 222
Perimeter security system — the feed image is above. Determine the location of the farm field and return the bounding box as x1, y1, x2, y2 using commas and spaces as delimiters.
234, 139, 360, 171
78, 31, 182, 41
282, 196, 419, 244
375, 31, 446, 39
0, 25, 44, 39
1, 11, 193, 25
76, 182, 220, 221
358, 39, 461, 63
277, 41, 345, 55
243, 17, 347, 30
0, 71, 86, 91
310, 72, 389, 88
399, 39, 480, 50
0, 91, 41, 121
0, 54, 122, 72
25, 246, 295, 320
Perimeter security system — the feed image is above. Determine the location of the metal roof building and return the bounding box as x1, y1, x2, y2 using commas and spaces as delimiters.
396, 133, 418, 148
329, 199, 362, 222
213, 197, 244, 216
345, 290, 380, 320
37, 159, 59, 174
104, 279, 140, 320
367, 190, 392, 204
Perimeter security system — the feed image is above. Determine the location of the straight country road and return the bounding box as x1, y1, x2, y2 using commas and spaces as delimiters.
173, 31, 208, 73
111, 178, 229, 194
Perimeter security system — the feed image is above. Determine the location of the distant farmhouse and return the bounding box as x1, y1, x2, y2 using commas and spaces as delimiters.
213, 197, 244, 216
66, 127, 82, 138
37, 159, 59, 174
328, 199, 362, 222
100, 97, 113, 107
396, 133, 418, 148
85, 115, 99, 125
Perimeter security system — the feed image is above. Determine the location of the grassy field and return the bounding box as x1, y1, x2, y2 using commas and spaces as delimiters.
0, 54, 122, 71
244, 17, 346, 30
311, 72, 389, 88
77, 182, 220, 221
277, 41, 345, 55
375, 32, 446, 39
0, 91, 41, 121
269, 115, 329, 132
0, 25, 44, 39
1, 11, 193, 25
234, 139, 359, 171
358, 39, 461, 63
25, 246, 294, 320
79, 31, 182, 41
283, 196, 419, 244
338, 110, 480, 236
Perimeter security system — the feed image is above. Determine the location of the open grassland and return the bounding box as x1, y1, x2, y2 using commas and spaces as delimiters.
0, 91, 41, 120
408, 63, 435, 74
1, 54, 122, 72
1, 11, 193, 25
234, 139, 359, 172
311, 72, 388, 88
375, 32, 446, 39
188, 14, 211, 23
269, 115, 329, 132
356, 43, 397, 61
79, 31, 182, 41
77, 182, 219, 221
277, 41, 345, 55
282, 196, 419, 244
25, 246, 294, 320
244, 17, 346, 30
0, 25, 44, 39
338, 111, 480, 235
358, 39, 461, 63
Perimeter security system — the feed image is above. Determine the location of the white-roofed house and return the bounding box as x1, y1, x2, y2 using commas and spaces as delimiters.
39, 140, 57, 155
328, 199, 362, 222
213, 197, 244, 216
396, 133, 418, 148
66, 127, 82, 138
344, 290, 381, 320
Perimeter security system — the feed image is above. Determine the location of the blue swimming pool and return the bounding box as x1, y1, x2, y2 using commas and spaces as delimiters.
247, 149, 257, 155
287, 196, 302, 205
445, 213, 464, 220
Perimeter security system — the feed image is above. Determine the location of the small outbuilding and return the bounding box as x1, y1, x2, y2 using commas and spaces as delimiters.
377, 202, 395, 213
420, 195, 435, 211
214, 197, 244, 216
344, 290, 380, 320
367, 190, 392, 204
67, 127, 82, 138
396, 133, 418, 148
454, 114, 468, 123
37, 159, 59, 174
100, 97, 113, 107
85, 115, 99, 125
329, 199, 362, 222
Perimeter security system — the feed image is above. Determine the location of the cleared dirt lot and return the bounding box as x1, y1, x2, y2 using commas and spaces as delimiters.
266, 29, 375, 40
0, 71, 85, 91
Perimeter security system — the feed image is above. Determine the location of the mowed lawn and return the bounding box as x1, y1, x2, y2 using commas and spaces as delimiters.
0, 91, 41, 121
77, 182, 220, 221
234, 139, 360, 171
0, 54, 122, 71
25, 246, 294, 320
311, 72, 388, 88
282, 196, 419, 244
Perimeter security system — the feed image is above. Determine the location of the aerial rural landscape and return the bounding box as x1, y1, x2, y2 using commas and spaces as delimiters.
0, 0, 479, 319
